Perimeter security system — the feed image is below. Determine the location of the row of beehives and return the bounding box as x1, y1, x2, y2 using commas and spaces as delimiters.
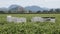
7, 16, 55, 23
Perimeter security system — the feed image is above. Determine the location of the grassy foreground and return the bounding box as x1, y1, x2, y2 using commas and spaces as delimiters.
0, 14, 60, 34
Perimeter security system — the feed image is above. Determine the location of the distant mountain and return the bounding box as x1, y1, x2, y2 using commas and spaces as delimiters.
8, 4, 27, 13
9, 5, 24, 10
25, 6, 49, 12
42, 7, 49, 10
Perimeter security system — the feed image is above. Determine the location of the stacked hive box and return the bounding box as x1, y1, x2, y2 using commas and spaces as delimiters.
7, 16, 26, 23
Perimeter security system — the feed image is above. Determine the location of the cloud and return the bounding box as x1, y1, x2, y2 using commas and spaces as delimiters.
0, 0, 60, 8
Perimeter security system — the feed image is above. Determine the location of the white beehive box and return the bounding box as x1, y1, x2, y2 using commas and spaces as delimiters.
31, 17, 44, 22
16, 18, 26, 23
50, 19, 55, 23
12, 17, 26, 23
7, 15, 12, 22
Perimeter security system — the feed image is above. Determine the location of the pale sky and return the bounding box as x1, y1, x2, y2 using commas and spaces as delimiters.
0, 0, 60, 8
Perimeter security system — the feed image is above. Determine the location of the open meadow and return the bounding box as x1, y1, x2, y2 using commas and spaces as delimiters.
0, 14, 60, 34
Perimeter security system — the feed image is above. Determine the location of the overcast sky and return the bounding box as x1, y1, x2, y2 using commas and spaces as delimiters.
0, 0, 60, 8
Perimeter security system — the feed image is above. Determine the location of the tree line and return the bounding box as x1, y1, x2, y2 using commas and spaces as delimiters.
0, 9, 60, 14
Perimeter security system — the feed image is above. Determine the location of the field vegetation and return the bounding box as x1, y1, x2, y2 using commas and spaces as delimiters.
0, 14, 60, 34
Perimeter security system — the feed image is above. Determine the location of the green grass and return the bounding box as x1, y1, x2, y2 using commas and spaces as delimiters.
0, 14, 60, 34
